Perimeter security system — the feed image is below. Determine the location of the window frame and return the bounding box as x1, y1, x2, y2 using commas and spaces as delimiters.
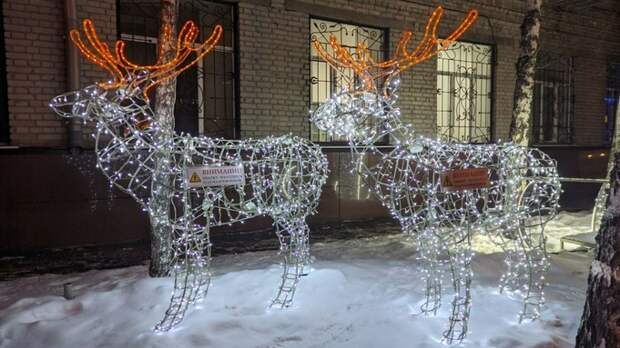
309, 16, 389, 145
435, 40, 496, 144
116, 0, 240, 139
531, 52, 575, 145
605, 61, 620, 145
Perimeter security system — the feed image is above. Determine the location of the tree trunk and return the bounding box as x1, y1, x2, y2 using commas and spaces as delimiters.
576, 150, 620, 347
592, 98, 620, 233
149, 0, 178, 277
153, 0, 178, 132
509, 0, 542, 146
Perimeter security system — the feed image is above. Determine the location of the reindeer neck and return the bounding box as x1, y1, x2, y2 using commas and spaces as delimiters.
93, 106, 157, 161
350, 101, 415, 151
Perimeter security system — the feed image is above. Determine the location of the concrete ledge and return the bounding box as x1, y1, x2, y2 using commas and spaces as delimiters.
560, 232, 596, 250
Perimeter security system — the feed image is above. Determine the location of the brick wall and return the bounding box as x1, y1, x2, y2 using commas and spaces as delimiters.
3, 0, 66, 146
2, 0, 619, 147
234, 0, 620, 145
238, 0, 310, 138
2, 0, 115, 147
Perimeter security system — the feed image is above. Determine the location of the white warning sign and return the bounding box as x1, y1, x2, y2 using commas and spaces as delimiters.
185, 165, 245, 188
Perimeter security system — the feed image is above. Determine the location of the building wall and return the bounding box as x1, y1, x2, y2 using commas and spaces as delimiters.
2, 0, 66, 146
1, 0, 618, 251
2, 0, 619, 147
237, 0, 310, 138
236, 0, 620, 144
2, 0, 115, 147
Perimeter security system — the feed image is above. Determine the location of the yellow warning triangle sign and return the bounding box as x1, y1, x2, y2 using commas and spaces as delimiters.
189, 172, 202, 183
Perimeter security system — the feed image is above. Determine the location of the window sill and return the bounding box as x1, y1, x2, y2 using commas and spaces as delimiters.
0, 145, 18, 150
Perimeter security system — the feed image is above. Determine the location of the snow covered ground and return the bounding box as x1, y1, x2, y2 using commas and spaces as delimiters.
0, 211, 594, 348
472, 210, 593, 254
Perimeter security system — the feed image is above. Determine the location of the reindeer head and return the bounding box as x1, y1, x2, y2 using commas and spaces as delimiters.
50, 19, 223, 128
311, 6, 478, 141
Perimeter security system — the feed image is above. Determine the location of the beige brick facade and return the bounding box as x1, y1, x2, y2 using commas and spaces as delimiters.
2, 0, 619, 147
2, 0, 116, 147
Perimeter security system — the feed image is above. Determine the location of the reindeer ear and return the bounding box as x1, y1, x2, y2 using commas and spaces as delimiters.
385, 74, 401, 94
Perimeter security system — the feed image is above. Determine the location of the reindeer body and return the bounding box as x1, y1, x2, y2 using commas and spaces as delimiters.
54, 84, 328, 332
311, 7, 560, 342
361, 139, 557, 232
51, 20, 328, 332
93, 112, 325, 223
314, 90, 560, 342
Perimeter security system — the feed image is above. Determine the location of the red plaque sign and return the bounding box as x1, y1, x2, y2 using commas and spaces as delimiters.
440, 168, 490, 192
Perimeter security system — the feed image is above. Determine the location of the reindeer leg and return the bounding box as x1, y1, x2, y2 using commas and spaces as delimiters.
498, 227, 527, 295
514, 223, 549, 322
496, 218, 549, 322
442, 230, 473, 344
154, 199, 213, 332
270, 217, 310, 309
416, 231, 443, 315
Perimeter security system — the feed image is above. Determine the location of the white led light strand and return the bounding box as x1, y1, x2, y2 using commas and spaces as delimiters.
51, 20, 328, 332
311, 6, 560, 342
311, 76, 560, 343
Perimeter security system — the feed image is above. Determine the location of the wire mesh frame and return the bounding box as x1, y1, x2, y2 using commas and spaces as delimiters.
436, 41, 494, 144
309, 17, 388, 143
605, 62, 620, 144
532, 51, 575, 145
310, 81, 561, 343
116, 0, 238, 139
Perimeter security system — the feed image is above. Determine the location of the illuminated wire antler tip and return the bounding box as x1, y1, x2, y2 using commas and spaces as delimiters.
70, 19, 223, 100
312, 6, 479, 93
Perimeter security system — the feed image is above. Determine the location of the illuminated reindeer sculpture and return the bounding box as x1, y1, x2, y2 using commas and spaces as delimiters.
312, 7, 560, 343
50, 20, 328, 332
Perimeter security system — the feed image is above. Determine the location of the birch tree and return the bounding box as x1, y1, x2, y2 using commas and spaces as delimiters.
149, 0, 179, 277
592, 98, 620, 233
509, 0, 542, 146
576, 147, 620, 347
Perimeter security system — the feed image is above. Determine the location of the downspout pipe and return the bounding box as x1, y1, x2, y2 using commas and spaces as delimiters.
64, 0, 82, 152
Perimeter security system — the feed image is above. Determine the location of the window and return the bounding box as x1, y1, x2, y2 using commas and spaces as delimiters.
0, 3, 9, 144
310, 18, 386, 142
532, 52, 574, 144
118, 0, 237, 138
436, 41, 493, 144
605, 62, 620, 144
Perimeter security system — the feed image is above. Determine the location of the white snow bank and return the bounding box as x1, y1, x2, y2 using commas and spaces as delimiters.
0, 215, 592, 348
471, 210, 593, 254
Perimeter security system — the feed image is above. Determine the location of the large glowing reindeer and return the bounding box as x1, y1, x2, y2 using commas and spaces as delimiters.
312, 7, 560, 343
50, 20, 328, 332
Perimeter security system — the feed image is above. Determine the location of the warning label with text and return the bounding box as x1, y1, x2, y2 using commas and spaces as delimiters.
185, 165, 245, 188
440, 167, 490, 192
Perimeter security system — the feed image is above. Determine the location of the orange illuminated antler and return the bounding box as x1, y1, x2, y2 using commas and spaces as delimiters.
70, 19, 223, 100
312, 6, 478, 94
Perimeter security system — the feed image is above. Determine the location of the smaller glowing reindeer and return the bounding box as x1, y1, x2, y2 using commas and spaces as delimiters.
50, 20, 328, 332
312, 6, 560, 343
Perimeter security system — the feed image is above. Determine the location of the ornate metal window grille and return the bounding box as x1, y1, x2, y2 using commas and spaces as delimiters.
310, 18, 387, 143
532, 52, 574, 144
436, 41, 493, 144
605, 62, 620, 144
118, 0, 237, 138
